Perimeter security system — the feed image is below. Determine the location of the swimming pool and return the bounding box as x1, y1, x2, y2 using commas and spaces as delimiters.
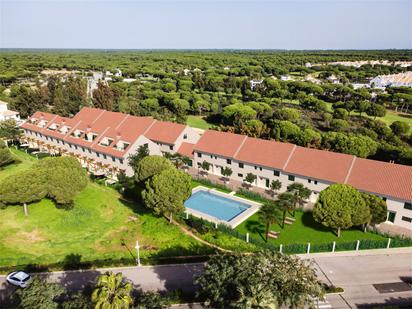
184, 187, 261, 227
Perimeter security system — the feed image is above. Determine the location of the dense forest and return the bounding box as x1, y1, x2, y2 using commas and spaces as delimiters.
0, 50, 411, 165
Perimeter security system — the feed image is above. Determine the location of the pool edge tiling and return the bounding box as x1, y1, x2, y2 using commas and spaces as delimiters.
184, 186, 261, 228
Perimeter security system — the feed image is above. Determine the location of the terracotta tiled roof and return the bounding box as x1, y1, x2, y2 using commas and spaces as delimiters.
347, 158, 412, 201
145, 120, 186, 145
235, 137, 295, 170
193, 130, 246, 158
177, 142, 195, 158
284, 147, 355, 183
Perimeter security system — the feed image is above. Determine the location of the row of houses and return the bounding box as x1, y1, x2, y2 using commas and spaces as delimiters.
370, 72, 412, 88
20, 108, 412, 230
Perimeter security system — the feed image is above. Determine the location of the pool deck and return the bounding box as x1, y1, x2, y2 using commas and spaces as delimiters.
186, 186, 262, 228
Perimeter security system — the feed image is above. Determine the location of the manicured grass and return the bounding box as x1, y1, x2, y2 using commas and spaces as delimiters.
191, 179, 232, 193
186, 115, 213, 130
376, 110, 412, 130
236, 211, 386, 245
0, 148, 37, 182
0, 150, 212, 269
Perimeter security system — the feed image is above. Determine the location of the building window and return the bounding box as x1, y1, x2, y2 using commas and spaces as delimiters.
183, 134, 187, 139
314, 180, 318, 185
382, 197, 387, 202
404, 202, 412, 210
401, 216, 412, 222
112, 156, 115, 162
308, 179, 312, 183
82, 147, 85, 152
197, 162, 201, 168
227, 159, 231, 165
288, 175, 295, 181
274, 170, 280, 177
188, 160, 193, 167
103, 154, 107, 159
239, 162, 244, 168
197, 153, 202, 158
387, 211, 396, 223
169, 145, 173, 151
119, 159, 124, 164
96, 153, 100, 157
238, 173, 243, 178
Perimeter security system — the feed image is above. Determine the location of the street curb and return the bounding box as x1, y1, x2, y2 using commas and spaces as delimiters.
297, 246, 412, 258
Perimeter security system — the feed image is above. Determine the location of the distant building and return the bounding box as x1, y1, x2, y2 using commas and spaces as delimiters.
250, 79, 263, 90
305, 62, 312, 68
280, 75, 290, 81
327, 75, 340, 84
0, 100, 20, 122
370, 72, 412, 88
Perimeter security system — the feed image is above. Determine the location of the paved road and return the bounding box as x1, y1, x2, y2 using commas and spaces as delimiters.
1, 249, 411, 308
312, 250, 412, 308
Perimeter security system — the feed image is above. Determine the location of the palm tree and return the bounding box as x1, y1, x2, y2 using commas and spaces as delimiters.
92, 271, 133, 309
258, 202, 278, 241
287, 183, 311, 216
276, 192, 296, 229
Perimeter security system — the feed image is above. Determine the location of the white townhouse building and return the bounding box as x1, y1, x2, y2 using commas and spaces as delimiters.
191, 130, 412, 230
0, 101, 20, 122
21, 109, 412, 230
21, 108, 200, 177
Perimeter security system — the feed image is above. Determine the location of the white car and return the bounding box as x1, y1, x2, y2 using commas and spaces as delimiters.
6, 271, 31, 288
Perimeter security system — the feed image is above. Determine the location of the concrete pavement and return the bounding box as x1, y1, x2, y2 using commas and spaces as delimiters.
1, 249, 411, 308
312, 249, 412, 308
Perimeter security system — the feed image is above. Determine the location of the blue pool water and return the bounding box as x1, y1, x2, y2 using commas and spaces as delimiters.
184, 190, 250, 222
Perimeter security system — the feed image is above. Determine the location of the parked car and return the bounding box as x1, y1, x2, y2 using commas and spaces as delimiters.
6, 271, 31, 288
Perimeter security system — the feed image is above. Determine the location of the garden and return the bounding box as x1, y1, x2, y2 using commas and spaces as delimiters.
0, 149, 213, 272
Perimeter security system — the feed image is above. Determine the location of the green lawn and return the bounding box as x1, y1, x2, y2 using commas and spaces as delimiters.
186, 115, 213, 130
236, 211, 386, 245
0, 151, 212, 270
0, 148, 37, 182
375, 110, 412, 128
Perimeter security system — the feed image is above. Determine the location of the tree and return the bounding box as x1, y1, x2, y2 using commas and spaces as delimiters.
270, 179, 282, 196
15, 277, 64, 309
287, 182, 311, 216
92, 81, 115, 111
135, 291, 170, 309
142, 167, 191, 222
330, 119, 349, 132
361, 193, 388, 227
0, 156, 88, 212
244, 172, 257, 188
333, 108, 349, 120
366, 103, 386, 119
221, 166, 233, 183
128, 144, 150, 172
0, 119, 21, 141
92, 272, 133, 309
390, 121, 410, 136
35, 156, 88, 207
259, 202, 278, 241
195, 252, 323, 309
200, 160, 210, 176
0, 168, 47, 216
134, 155, 173, 184
313, 184, 370, 237
0, 140, 15, 167
276, 192, 296, 228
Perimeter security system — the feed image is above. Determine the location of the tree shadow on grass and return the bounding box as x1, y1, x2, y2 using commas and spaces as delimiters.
301, 211, 333, 233
118, 197, 152, 216
245, 220, 266, 241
